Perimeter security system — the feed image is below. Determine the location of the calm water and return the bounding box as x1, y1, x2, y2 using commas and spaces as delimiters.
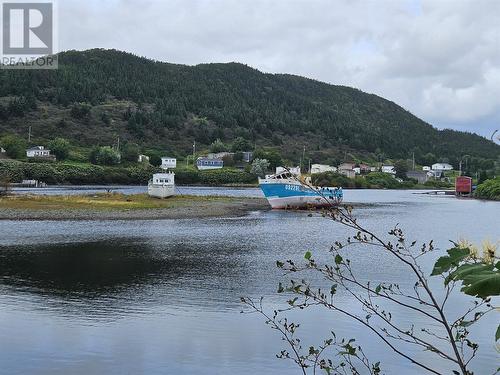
0, 190, 498, 374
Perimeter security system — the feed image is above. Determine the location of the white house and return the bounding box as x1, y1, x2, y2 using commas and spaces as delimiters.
432, 163, 453, 171
196, 157, 223, 170
207, 152, 232, 159
422, 166, 431, 171
353, 167, 361, 174
276, 166, 301, 176
381, 165, 396, 175
311, 164, 337, 174
339, 169, 356, 178
161, 157, 177, 169
26, 146, 53, 159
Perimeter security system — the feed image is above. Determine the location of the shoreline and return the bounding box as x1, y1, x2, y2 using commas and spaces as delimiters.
0, 194, 270, 221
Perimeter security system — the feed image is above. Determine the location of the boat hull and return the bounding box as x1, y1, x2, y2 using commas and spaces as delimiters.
148, 184, 175, 198
259, 181, 341, 209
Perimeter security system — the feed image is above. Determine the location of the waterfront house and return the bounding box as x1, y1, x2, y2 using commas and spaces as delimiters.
339, 168, 356, 178
26, 146, 56, 161
422, 166, 431, 171
353, 167, 361, 174
381, 165, 396, 175
197, 157, 223, 170
311, 164, 337, 174
406, 171, 428, 184
138, 154, 150, 163
432, 163, 453, 171
161, 157, 177, 169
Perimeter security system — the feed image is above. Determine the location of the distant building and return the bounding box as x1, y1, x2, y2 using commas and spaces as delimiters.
358, 164, 371, 174
406, 171, 428, 184
353, 167, 361, 174
422, 166, 431, 171
338, 162, 356, 171
432, 163, 453, 171
241, 151, 253, 163
311, 164, 337, 174
381, 165, 396, 175
197, 157, 223, 170
427, 170, 443, 179
161, 157, 177, 169
138, 154, 150, 163
370, 166, 377, 172
339, 168, 356, 178
0, 147, 5, 153
26, 146, 55, 161
276, 166, 301, 176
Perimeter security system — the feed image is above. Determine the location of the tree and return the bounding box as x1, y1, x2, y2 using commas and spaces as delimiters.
394, 159, 409, 180
231, 137, 252, 152
147, 153, 162, 167
243, 191, 499, 375
251, 158, 269, 178
121, 143, 140, 163
0, 134, 27, 159
48, 138, 70, 160
89, 146, 121, 165
209, 138, 227, 153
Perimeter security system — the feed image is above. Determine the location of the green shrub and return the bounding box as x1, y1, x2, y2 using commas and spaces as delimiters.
311, 172, 354, 188
364, 172, 401, 189
475, 177, 500, 200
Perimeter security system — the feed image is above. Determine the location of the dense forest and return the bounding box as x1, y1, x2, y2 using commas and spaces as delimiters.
0, 48, 498, 167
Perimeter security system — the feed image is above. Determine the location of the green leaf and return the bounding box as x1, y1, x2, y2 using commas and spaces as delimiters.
460, 269, 500, 299
431, 247, 470, 276
496, 325, 500, 342
304, 251, 312, 260
375, 284, 382, 294
335, 254, 343, 265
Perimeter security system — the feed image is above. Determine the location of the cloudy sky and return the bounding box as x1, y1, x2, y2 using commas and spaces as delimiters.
59, 0, 499, 138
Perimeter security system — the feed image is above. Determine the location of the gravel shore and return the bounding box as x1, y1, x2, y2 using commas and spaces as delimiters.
0, 197, 270, 221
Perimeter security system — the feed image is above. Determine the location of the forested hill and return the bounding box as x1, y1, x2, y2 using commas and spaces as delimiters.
0, 48, 498, 165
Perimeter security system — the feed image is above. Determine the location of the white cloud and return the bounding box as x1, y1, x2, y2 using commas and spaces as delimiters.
59, 0, 500, 136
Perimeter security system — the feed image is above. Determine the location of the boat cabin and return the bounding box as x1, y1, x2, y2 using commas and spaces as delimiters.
152, 173, 175, 185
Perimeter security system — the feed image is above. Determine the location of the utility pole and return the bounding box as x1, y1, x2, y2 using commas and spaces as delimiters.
116, 136, 120, 152
300, 145, 305, 172
192, 141, 196, 166
412, 152, 415, 171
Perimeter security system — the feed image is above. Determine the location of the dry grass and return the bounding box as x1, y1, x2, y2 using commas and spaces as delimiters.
0, 193, 234, 211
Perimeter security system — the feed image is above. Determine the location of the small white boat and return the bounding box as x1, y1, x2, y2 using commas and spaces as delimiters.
148, 172, 175, 198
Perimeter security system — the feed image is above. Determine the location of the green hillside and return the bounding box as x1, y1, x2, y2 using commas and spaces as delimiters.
0, 48, 498, 166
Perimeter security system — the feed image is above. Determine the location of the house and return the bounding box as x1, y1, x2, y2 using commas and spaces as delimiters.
311, 164, 337, 174
427, 170, 444, 179
138, 154, 150, 163
338, 162, 356, 171
422, 166, 431, 171
276, 166, 301, 176
432, 163, 453, 171
161, 157, 177, 169
0, 147, 7, 159
381, 165, 396, 175
358, 164, 371, 174
339, 168, 356, 178
353, 167, 361, 174
196, 157, 223, 170
26, 146, 55, 160
406, 171, 428, 184
241, 151, 253, 163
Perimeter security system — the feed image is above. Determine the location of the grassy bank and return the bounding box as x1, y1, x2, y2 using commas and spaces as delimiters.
0, 193, 237, 210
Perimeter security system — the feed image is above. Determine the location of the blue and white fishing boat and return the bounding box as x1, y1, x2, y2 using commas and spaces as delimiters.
259, 170, 343, 209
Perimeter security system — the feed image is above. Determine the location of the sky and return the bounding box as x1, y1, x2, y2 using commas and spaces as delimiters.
58, 0, 500, 138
